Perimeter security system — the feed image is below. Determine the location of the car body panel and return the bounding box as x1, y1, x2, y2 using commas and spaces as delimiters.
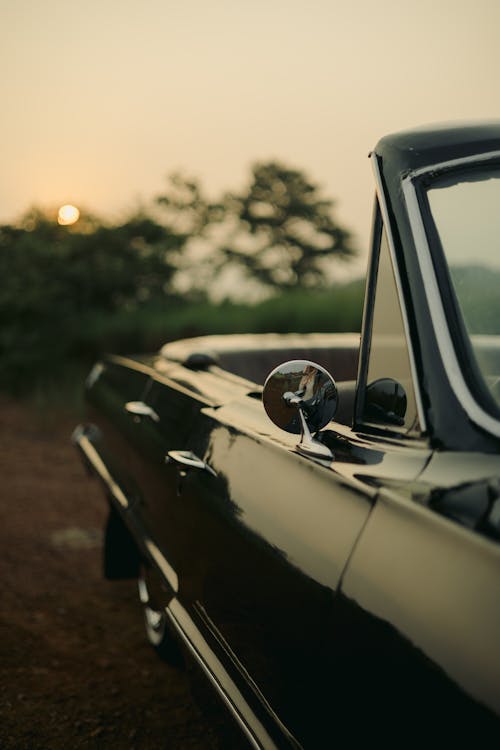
341, 484, 500, 739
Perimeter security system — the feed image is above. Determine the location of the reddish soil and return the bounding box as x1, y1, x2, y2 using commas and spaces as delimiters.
0, 398, 241, 749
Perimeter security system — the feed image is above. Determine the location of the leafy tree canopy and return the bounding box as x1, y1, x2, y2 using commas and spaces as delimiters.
153, 163, 356, 297
156, 172, 224, 239
219, 162, 356, 291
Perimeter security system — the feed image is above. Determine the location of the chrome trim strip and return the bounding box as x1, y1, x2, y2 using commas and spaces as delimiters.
144, 539, 179, 593
72, 426, 180, 592
166, 599, 276, 750
193, 601, 300, 747
405, 149, 500, 179
402, 172, 500, 439
370, 153, 427, 433
72, 428, 129, 510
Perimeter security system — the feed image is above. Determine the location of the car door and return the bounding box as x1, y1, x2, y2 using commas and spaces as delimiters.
159, 205, 437, 746
124, 206, 429, 747
167, 402, 431, 747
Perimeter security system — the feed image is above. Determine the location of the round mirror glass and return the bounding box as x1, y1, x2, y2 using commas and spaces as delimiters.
263, 360, 338, 434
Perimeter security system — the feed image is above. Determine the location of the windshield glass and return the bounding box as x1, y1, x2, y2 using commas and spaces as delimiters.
426, 164, 500, 411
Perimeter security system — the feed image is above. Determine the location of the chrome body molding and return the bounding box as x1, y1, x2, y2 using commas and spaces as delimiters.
143, 538, 179, 594
166, 599, 277, 750
193, 601, 301, 748
72, 425, 129, 510
402, 154, 500, 440
72, 424, 179, 593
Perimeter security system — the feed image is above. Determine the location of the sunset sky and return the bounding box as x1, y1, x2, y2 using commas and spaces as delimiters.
2, 0, 499, 273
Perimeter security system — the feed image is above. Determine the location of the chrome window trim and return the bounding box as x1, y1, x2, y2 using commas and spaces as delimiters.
370, 153, 427, 434
403, 149, 500, 179
402, 150, 500, 439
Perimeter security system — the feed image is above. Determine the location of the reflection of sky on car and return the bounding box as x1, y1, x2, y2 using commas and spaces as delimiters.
205, 425, 371, 591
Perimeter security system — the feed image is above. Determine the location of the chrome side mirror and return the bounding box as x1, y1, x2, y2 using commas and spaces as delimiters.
263, 360, 337, 459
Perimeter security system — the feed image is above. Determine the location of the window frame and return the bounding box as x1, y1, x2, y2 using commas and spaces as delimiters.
402, 151, 500, 440
355, 155, 426, 438
355, 202, 421, 437
416, 162, 500, 420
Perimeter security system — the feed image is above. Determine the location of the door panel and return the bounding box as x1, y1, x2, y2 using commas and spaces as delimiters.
173, 400, 434, 745
178, 419, 372, 745
129, 379, 433, 745
339, 486, 500, 741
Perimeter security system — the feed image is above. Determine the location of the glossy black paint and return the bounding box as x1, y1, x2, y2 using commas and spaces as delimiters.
74, 126, 500, 748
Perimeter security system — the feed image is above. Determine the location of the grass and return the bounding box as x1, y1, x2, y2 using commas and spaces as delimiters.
4, 280, 365, 409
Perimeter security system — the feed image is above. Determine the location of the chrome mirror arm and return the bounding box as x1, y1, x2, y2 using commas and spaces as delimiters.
282, 389, 333, 459
296, 405, 333, 460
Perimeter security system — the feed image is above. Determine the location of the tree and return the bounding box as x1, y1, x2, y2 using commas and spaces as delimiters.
154, 173, 225, 301
156, 172, 224, 238
220, 162, 356, 291
153, 165, 356, 300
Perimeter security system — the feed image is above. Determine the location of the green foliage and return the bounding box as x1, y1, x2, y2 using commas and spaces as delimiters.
0, 163, 360, 399
220, 162, 356, 290
155, 164, 357, 296
66, 280, 364, 361
156, 172, 224, 238
0, 212, 181, 392
17, 282, 364, 412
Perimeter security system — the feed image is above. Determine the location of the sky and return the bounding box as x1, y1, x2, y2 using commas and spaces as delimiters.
2, 0, 500, 276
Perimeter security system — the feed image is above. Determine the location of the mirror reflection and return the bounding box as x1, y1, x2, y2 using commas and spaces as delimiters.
263, 360, 338, 434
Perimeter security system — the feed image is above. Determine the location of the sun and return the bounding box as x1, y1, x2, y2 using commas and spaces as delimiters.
57, 204, 80, 226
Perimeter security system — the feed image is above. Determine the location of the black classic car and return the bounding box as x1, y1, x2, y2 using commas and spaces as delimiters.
74, 123, 500, 746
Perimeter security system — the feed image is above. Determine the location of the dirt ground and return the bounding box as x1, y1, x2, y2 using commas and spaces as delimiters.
0, 397, 243, 749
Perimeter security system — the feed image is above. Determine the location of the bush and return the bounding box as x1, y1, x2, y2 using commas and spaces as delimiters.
68, 280, 364, 361
0, 209, 364, 399
0, 215, 179, 393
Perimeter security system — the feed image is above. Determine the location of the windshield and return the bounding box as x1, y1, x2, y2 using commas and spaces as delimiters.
426, 164, 500, 411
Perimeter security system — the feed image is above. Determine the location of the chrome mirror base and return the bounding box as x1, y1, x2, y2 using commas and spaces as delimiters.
296, 406, 333, 460
297, 439, 333, 460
